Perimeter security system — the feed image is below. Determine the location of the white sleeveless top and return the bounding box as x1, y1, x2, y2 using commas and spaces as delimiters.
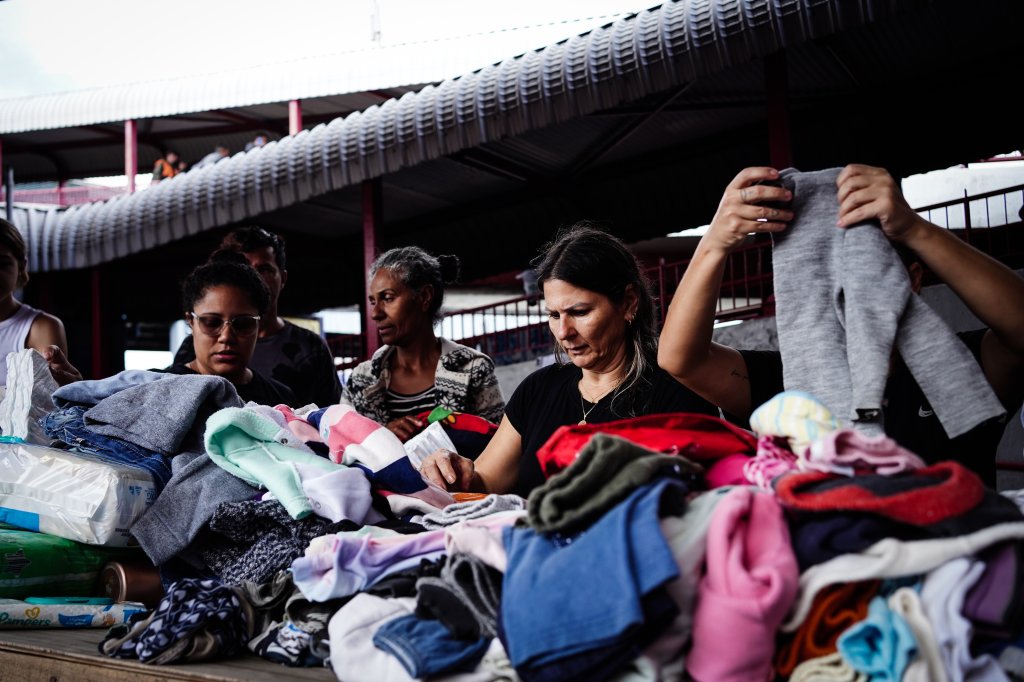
0, 303, 40, 385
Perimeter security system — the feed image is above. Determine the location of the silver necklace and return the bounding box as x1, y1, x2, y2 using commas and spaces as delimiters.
578, 381, 617, 425
579, 392, 601, 425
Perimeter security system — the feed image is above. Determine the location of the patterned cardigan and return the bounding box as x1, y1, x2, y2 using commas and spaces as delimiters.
341, 338, 505, 426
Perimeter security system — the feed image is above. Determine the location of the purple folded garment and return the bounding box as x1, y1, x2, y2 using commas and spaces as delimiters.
963, 541, 1024, 638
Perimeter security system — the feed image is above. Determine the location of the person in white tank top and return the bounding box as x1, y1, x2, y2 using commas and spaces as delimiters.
0, 218, 82, 386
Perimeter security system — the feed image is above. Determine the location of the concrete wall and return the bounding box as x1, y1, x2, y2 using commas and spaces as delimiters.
712, 317, 778, 350
494, 353, 554, 404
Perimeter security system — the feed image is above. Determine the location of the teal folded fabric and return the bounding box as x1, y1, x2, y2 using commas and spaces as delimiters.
205, 407, 339, 519
837, 596, 917, 682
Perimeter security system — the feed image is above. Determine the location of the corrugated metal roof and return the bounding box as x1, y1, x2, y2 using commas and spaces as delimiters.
9, 0, 925, 272
0, 16, 640, 135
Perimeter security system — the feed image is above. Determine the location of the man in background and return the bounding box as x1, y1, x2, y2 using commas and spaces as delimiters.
174, 226, 342, 407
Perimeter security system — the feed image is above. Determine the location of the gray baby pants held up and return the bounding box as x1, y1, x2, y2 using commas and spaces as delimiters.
771, 167, 1004, 439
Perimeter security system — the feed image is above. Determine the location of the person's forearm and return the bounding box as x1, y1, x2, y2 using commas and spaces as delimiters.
902, 217, 1024, 354
658, 238, 730, 377
473, 444, 520, 494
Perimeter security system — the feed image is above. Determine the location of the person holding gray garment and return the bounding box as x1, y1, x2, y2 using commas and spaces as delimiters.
658, 164, 1024, 486
771, 166, 1003, 439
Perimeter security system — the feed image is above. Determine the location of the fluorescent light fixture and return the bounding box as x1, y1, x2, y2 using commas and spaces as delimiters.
667, 224, 710, 237
124, 350, 172, 370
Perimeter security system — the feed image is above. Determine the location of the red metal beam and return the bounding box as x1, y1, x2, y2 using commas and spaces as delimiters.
124, 119, 138, 193
289, 100, 303, 136
362, 178, 382, 357
3, 111, 351, 158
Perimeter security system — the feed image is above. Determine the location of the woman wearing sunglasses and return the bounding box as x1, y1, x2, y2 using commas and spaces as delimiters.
160, 250, 296, 406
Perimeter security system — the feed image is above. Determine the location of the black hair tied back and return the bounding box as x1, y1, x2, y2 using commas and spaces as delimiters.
437, 254, 461, 286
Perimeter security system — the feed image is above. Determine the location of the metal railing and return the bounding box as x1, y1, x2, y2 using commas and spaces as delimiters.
646, 237, 774, 326
429, 240, 775, 367
441, 295, 551, 365
438, 183, 1024, 366
0, 185, 128, 206
915, 183, 1024, 231
915, 183, 1024, 262
326, 333, 366, 369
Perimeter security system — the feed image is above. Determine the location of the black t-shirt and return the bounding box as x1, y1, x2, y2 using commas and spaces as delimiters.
739, 329, 1014, 486
504, 362, 716, 497
174, 321, 341, 408
158, 363, 297, 407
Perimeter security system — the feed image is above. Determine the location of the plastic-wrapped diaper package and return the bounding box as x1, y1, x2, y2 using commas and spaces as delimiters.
0, 443, 157, 547
0, 599, 147, 629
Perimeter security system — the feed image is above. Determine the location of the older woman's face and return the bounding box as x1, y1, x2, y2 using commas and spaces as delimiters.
188, 284, 259, 383
543, 278, 633, 373
368, 268, 431, 347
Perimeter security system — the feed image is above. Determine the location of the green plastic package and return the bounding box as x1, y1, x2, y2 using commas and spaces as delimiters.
0, 525, 142, 599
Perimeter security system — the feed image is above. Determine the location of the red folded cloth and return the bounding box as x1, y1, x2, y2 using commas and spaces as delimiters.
774, 460, 985, 526
535, 412, 757, 479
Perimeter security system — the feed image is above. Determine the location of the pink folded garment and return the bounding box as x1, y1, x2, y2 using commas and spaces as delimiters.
705, 453, 752, 488
744, 435, 799, 490
686, 487, 800, 682
802, 428, 926, 476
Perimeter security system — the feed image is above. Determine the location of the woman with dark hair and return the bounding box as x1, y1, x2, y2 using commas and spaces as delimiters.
419, 224, 715, 496
0, 218, 81, 385
171, 226, 342, 407
343, 246, 505, 442
161, 250, 296, 406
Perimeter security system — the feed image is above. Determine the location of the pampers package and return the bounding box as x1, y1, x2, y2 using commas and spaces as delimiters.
0, 443, 157, 546
0, 599, 147, 629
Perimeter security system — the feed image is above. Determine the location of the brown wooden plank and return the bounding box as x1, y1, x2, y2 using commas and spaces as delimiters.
0, 629, 334, 681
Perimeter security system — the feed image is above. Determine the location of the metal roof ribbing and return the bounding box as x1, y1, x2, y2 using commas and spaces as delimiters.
10, 0, 925, 272
0, 16, 635, 135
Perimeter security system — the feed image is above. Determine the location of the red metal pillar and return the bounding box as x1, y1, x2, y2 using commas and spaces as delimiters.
0, 136, 6, 210
288, 100, 303, 136
765, 51, 792, 169
362, 178, 382, 357
91, 268, 103, 379
124, 119, 138, 193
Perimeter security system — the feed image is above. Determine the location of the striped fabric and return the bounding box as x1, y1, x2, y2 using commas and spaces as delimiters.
749, 390, 840, 455
385, 386, 437, 419
304, 404, 454, 511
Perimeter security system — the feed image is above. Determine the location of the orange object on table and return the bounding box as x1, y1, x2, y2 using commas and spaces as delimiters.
452, 492, 489, 503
